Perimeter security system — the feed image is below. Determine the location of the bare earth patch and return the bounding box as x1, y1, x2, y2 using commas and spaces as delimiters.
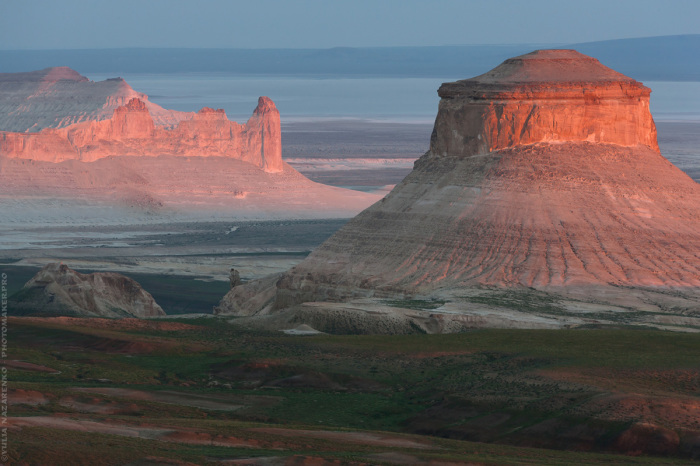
58, 396, 141, 415
251, 428, 435, 450
70, 387, 279, 412
8, 416, 261, 448
5, 359, 60, 373
16, 316, 199, 332
9, 389, 50, 406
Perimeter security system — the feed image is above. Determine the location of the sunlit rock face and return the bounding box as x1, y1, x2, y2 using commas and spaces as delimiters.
0, 68, 380, 218
0, 96, 283, 172
9, 263, 165, 318
432, 50, 658, 156
218, 49, 700, 315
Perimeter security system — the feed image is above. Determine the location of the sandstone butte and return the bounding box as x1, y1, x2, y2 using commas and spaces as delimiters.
10, 263, 165, 318
0, 67, 379, 218
217, 50, 700, 328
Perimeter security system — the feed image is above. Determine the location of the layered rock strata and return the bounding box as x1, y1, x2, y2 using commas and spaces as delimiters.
217, 50, 700, 320
0, 96, 283, 172
0, 67, 187, 131
433, 49, 658, 154
0, 67, 382, 217
9, 263, 165, 318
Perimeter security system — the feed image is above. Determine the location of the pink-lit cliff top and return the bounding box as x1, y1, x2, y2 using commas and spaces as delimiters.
438, 49, 649, 99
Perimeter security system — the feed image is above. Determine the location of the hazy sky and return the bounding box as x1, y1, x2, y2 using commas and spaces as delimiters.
1, 0, 699, 49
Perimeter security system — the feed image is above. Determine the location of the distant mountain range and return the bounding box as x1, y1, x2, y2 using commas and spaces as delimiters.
1, 35, 698, 81
571, 35, 700, 81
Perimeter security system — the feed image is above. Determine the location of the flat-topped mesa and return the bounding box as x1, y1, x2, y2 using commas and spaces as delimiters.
216, 49, 700, 322
0, 96, 285, 172
431, 50, 658, 157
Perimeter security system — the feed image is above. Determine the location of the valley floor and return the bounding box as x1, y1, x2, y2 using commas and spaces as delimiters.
0, 219, 348, 314
7, 317, 700, 464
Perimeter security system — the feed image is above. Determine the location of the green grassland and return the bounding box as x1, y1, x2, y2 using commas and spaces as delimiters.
7, 317, 700, 464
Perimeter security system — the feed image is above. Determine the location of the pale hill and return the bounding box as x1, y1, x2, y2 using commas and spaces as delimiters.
9, 263, 165, 318
0, 155, 380, 222
0, 67, 188, 131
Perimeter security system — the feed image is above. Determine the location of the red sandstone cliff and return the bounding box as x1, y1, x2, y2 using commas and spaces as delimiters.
0, 96, 284, 172
432, 50, 658, 154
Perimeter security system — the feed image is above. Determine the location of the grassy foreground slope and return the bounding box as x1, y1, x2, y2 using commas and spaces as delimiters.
7, 316, 700, 464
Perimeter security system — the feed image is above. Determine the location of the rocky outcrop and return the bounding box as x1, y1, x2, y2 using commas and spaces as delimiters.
216, 50, 700, 324
0, 67, 381, 218
0, 67, 187, 131
432, 49, 658, 155
9, 263, 165, 318
0, 96, 284, 172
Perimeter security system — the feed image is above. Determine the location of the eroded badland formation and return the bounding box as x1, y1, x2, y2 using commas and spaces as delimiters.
0, 67, 379, 219
0, 67, 187, 131
217, 50, 700, 332
10, 263, 165, 318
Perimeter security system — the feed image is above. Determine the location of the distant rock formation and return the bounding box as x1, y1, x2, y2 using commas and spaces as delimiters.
0, 96, 283, 172
216, 50, 700, 330
0, 67, 281, 171
0, 67, 187, 131
0, 68, 380, 219
9, 263, 165, 318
